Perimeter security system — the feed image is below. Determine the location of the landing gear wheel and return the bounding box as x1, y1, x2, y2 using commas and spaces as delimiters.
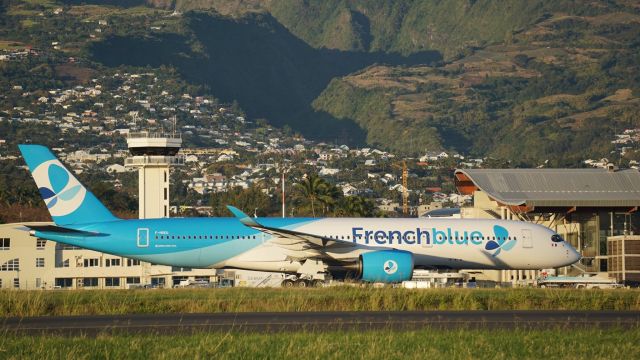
312, 280, 324, 288
281, 279, 295, 288
295, 280, 308, 288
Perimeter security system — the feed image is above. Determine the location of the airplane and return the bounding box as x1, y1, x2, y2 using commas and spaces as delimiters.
18, 144, 581, 286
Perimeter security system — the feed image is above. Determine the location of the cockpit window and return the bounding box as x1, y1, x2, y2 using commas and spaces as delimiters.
551, 234, 564, 243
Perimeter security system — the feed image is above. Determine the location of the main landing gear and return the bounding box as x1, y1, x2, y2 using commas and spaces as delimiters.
281, 276, 325, 288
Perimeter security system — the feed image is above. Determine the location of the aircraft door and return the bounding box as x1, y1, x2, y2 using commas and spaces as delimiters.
521, 229, 533, 248
137, 228, 149, 248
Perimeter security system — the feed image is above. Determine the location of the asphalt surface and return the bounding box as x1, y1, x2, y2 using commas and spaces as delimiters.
3, 311, 639, 335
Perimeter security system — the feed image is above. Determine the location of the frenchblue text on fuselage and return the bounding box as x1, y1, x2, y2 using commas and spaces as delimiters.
351, 227, 484, 246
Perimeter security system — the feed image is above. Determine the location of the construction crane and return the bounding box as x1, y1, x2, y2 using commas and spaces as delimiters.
392, 161, 410, 216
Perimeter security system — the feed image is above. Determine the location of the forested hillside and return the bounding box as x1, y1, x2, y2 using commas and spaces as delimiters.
4, 0, 640, 165
143, 0, 640, 163
311, 5, 640, 163
161, 0, 639, 57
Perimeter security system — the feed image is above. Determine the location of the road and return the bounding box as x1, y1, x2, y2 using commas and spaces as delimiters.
3, 311, 638, 335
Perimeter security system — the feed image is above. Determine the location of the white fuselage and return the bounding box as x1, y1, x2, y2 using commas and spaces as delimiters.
221, 218, 581, 272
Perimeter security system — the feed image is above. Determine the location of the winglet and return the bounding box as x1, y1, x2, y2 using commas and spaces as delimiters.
227, 205, 260, 227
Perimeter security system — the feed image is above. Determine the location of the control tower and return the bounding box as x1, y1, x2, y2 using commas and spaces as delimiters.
125, 131, 182, 219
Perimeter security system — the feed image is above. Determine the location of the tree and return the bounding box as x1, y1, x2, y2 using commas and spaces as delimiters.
294, 174, 335, 217
337, 196, 376, 217
320, 183, 343, 215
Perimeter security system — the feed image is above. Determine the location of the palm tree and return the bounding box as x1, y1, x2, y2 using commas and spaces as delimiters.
294, 174, 329, 217
319, 183, 342, 215
339, 196, 376, 217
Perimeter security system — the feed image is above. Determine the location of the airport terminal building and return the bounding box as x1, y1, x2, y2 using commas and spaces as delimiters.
455, 168, 640, 285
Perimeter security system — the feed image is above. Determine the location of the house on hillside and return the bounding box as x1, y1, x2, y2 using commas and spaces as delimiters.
340, 183, 359, 197
106, 164, 128, 174
319, 168, 339, 176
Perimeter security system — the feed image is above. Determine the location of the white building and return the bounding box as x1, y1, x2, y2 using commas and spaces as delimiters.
0, 223, 218, 289
106, 164, 128, 174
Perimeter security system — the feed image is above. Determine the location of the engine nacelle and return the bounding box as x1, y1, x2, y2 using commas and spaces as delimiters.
359, 250, 414, 283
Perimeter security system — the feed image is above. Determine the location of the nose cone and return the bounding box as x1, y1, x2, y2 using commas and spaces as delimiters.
572, 247, 582, 262
570, 247, 582, 264
564, 243, 581, 266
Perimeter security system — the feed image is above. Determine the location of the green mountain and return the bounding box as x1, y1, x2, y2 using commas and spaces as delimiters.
310, 4, 640, 163
163, 0, 638, 57
4, 0, 640, 165
90, 11, 441, 144
140, 0, 640, 163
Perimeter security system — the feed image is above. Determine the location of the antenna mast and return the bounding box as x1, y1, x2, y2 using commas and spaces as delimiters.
402, 161, 408, 216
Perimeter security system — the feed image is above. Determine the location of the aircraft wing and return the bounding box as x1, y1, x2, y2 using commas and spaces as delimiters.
226, 206, 357, 252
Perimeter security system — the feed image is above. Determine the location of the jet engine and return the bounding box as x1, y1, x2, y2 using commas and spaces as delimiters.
358, 250, 414, 283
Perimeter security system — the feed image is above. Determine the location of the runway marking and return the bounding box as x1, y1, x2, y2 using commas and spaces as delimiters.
3, 311, 639, 335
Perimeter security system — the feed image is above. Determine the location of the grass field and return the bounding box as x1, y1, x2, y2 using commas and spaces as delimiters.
0, 41, 25, 50
1, 328, 638, 359
2, 287, 640, 317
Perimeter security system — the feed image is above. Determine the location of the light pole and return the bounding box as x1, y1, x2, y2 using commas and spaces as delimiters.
279, 163, 290, 218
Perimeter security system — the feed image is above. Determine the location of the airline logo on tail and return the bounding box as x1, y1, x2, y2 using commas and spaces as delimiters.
33, 160, 86, 216
485, 225, 517, 257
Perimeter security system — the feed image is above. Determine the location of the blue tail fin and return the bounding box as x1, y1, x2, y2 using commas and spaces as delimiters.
18, 144, 118, 225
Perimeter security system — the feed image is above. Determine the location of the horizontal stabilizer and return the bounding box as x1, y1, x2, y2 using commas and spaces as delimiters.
25, 224, 107, 237
12, 225, 31, 232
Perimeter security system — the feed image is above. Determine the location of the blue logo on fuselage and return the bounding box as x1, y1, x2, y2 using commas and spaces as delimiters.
484, 225, 517, 257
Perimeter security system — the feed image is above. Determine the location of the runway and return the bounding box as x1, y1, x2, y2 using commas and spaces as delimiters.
3, 311, 639, 335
